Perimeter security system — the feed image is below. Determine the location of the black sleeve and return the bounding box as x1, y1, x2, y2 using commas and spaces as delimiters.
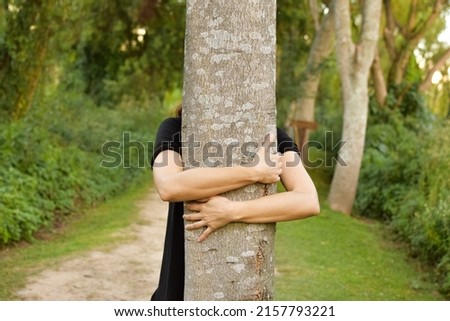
151, 117, 182, 169
277, 127, 300, 154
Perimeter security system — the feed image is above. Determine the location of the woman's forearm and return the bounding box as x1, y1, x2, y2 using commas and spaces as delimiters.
231, 190, 320, 223
153, 148, 281, 202
156, 166, 259, 202
184, 191, 320, 242
183, 151, 320, 242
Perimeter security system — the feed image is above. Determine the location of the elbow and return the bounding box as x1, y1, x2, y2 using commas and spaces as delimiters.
294, 192, 320, 218
309, 192, 321, 216
158, 190, 173, 202
156, 183, 179, 202
311, 196, 321, 216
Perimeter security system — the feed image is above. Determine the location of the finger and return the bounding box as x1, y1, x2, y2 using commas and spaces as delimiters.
196, 197, 210, 203
271, 153, 281, 164
186, 203, 202, 211
277, 160, 283, 170
185, 220, 205, 230
183, 213, 202, 221
197, 227, 214, 242
269, 131, 276, 143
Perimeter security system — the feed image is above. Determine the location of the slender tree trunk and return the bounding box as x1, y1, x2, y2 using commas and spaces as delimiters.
288, 6, 334, 154
182, 0, 277, 301
327, 0, 382, 214
371, 49, 387, 107
13, 30, 49, 119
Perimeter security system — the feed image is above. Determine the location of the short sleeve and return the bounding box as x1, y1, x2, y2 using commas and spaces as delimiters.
151, 117, 182, 169
277, 127, 299, 154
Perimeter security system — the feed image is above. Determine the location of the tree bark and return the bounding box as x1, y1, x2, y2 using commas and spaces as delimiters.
309, 0, 321, 31
327, 0, 382, 214
371, 49, 387, 107
182, 0, 277, 301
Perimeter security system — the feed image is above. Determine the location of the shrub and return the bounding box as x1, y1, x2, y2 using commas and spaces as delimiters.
0, 100, 158, 245
0, 167, 42, 243
356, 109, 450, 298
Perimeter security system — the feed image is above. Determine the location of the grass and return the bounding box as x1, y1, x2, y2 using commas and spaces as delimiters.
274, 205, 442, 300
273, 166, 443, 300
0, 179, 151, 300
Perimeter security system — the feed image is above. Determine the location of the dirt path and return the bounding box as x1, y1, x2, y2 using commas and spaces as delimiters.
16, 192, 167, 301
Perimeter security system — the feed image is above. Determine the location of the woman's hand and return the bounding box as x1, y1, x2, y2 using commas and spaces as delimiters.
184, 196, 237, 242
247, 133, 282, 184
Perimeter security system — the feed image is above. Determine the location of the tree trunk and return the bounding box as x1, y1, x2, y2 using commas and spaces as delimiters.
327, 0, 382, 214
182, 0, 277, 301
371, 49, 387, 107
288, 6, 334, 156
13, 29, 49, 119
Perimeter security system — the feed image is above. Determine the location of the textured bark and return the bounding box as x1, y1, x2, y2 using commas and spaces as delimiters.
327, 0, 382, 214
182, 0, 277, 301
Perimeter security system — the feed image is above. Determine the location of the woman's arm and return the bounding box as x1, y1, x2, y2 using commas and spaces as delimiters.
152, 143, 282, 202
184, 151, 320, 242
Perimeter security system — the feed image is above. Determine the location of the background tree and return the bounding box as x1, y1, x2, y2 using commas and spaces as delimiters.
372, 0, 450, 108
0, 0, 53, 119
182, 0, 277, 301
276, 0, 312, 125
286, 0, 334, 158
327, 0, 382, 214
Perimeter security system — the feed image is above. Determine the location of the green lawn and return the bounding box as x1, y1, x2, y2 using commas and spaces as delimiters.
274, 167, 443, 300
274, 204, 442, 300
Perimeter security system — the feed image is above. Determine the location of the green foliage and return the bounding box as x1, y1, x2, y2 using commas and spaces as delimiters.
0, 0, 181, 245
0, 167, 41, 244
355, 114, 420, 220
276, 0, 313, 125
408, 124, 450, 296
76, 0, 185, 107
356, 99, 450, 297
0, 102, 157, 245
0, 121, 73, 243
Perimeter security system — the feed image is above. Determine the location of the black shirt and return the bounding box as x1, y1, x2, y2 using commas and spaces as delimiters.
150, 117, 298, 301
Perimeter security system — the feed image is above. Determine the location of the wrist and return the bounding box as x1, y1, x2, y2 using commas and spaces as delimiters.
229, 199, 245, 222
240, 164, 260, 184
